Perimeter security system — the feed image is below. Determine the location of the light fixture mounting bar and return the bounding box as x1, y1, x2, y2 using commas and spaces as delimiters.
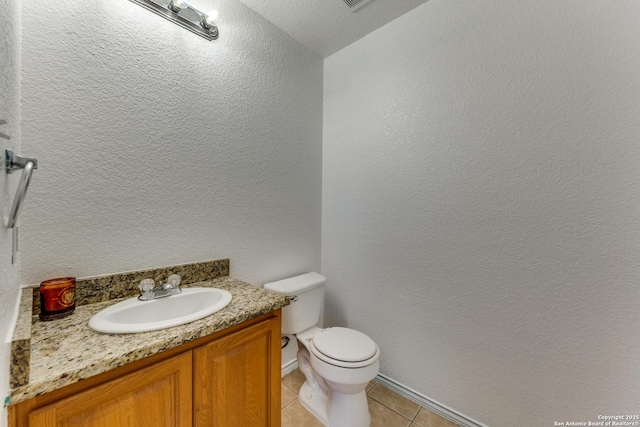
129, 0, 218, 41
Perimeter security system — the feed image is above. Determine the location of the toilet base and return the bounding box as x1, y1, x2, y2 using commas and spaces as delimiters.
298, 381, 371, 427
299, 381, 329, 425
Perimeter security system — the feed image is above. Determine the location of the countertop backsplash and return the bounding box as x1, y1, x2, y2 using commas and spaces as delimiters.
31, 259, 230, 316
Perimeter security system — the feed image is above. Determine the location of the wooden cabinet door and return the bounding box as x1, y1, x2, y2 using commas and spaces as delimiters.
194, 316, 281, 427
28, 352, 192, 427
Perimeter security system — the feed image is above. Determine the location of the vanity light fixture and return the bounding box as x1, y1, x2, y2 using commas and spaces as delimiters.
129, 0, 219, 41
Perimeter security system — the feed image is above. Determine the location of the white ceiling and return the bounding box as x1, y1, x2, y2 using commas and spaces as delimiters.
235, 0, 431, 58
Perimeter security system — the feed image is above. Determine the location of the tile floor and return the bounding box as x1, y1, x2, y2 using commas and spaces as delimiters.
281, 368, 460, 427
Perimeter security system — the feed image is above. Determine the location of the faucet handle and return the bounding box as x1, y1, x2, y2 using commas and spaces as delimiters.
138, 279, 155, 301
167, 274, 181, 288
139, 279, 155, 292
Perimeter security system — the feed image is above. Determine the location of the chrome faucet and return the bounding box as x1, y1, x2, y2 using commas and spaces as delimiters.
138, 274, 182, 301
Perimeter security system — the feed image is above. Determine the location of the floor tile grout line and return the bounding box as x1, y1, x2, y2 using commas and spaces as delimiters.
282, 382, 297, 394
368, 395, 419, 423
281, 381, 300, 410
367, 382, 422, 423
281, 398, 297, 410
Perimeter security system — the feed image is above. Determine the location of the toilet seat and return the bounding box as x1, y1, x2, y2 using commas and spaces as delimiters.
309, 327, 379, 368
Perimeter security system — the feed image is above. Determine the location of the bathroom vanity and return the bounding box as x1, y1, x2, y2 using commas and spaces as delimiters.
6, 260, 287, 427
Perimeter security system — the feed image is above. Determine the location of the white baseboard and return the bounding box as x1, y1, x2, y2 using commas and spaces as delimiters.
281, 358, 298, 377
374, 374, 488, 427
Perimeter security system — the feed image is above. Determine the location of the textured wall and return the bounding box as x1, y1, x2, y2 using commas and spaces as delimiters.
0, 0, 21, 422
323, 1, 640, 425
20, 0, 323, 286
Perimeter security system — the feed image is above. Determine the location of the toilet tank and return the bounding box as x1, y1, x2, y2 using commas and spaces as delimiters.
264, 272, 326, 335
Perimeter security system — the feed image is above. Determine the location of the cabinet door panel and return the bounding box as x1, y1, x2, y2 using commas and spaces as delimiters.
194, 317, 281, 427
29, 352, 192, 427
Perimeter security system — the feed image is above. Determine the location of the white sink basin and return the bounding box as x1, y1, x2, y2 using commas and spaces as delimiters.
88, 288, 232, 334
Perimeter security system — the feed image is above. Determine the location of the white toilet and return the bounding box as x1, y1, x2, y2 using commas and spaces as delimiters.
264, 272, 380, 427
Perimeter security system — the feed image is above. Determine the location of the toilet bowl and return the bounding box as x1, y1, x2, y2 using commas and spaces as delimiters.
264, 273, 379, 427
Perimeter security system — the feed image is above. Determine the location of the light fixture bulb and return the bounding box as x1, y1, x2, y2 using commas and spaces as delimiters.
201, 9, 218, 29
167, 0, 184, 12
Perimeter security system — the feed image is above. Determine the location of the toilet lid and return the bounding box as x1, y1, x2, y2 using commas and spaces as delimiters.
311, 327, 377, 363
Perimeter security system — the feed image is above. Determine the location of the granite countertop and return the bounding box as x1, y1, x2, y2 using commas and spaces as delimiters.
8, 274, 287, 405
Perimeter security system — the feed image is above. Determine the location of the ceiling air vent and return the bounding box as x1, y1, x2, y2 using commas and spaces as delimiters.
342, 0, 373, 12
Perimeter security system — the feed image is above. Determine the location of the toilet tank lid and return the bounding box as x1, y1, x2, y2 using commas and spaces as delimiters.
264, 272, 326, 294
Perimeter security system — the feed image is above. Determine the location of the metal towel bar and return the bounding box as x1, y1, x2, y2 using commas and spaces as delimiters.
5, 149, 38, 228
